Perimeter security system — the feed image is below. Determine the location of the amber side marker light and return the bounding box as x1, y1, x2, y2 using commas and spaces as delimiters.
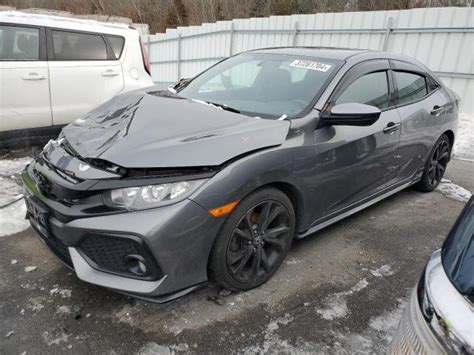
208, 200, 240, 217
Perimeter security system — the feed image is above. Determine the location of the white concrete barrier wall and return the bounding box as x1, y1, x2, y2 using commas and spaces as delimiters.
145, 7, 474, 113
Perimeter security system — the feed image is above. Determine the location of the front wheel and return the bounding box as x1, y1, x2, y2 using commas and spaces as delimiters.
415, 134, 451, 192
209, 187, 295, 291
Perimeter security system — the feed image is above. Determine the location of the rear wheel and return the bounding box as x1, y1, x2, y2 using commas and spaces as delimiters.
209, 187, 295, 291
415, 134, 451, 192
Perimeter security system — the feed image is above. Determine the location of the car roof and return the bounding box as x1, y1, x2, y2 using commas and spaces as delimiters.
248, 46, 433, 73
251, 47, 369, 60
0, 11, 133, 36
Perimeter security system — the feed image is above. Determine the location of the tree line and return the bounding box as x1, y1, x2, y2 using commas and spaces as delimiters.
1, 0, 471, 34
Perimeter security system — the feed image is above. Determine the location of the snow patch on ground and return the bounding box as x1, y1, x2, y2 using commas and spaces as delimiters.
316, 279, 369, 320
49, 287, 72, 298
453, 113, 474, 162
371, 265, 394, 278
369, 299, 408, 343
42, 330, 70, 346
138, 342, 172, 355
115, 304, 139, 326
0, 157, 32, 237
56, 305, 72, 315
0, 177, 23, 205
0, 199, 29, 237
243, 313, 319, 354
27, 297, 45, 312
436, 179, 472, 203
137, 342, 191, 355
0, 157, 31, 176
332, 298, 408, 352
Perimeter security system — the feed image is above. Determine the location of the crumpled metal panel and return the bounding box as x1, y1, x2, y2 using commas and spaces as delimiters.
62, 87, 290, 168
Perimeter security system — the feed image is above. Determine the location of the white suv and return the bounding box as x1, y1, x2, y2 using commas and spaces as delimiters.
0, 11, 154, 139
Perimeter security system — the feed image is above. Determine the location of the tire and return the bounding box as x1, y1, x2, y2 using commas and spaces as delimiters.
415, 134, 451, 192
209, 187, 295, 291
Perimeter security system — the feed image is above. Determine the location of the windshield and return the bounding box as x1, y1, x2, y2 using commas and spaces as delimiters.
177, 52, 341, 119
441, 197, 474, 298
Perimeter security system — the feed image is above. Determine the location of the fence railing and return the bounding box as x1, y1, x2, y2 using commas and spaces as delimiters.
145, 7, 474, 113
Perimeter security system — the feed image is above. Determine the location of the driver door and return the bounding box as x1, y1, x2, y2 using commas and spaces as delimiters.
307, 60, 401, 221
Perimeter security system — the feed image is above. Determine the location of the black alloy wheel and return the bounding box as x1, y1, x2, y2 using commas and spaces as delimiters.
428, 139, 449, 187
209, 188, 295, 291
416, 134, 451, 192
226, 200, 290, 284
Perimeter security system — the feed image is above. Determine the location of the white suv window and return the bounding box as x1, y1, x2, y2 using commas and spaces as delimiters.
0, 25, 39, 60
52, 30, 108, 60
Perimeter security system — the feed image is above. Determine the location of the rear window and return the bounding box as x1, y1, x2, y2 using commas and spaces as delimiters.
394, 71, 428, 105
0, 25, 39, 60
52, 30, 108, 60
106, 35, 125, 59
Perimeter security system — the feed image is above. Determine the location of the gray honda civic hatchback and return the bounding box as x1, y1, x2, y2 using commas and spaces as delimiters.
21, 47, 459, 302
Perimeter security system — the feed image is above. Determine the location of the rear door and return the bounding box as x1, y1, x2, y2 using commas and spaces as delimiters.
47, 28, 124, 125
390, 60, 450, 183
310, 59, 401, 220
0, 23, 51, 132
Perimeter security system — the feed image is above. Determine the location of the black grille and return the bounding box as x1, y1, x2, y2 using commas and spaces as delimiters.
33, 224, 73, 268
78, 234, 162, 280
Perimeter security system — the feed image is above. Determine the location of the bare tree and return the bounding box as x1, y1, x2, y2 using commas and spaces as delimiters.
0, 0, 471, 33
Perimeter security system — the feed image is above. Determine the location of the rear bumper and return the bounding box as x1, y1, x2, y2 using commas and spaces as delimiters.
22, 165, 223, 302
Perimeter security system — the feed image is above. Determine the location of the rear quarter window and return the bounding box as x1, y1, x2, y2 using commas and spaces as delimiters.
106, 35, 125, 59
394, 71, 428, 105
52, 30, 108, 60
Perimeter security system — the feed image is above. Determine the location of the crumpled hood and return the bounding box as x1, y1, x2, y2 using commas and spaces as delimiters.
62, 88, 290, 168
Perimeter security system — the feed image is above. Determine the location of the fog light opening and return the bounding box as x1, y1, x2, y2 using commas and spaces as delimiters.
123, 254, 149, 276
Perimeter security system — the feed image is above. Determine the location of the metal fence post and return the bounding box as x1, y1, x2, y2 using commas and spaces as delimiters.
177, 33, 182, 81
229, 22, 234, 56
382, 17, 394, 51
292, 21, 299, 46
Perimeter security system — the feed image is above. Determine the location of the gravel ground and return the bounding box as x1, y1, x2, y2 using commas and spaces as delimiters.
0, 155, 472, 354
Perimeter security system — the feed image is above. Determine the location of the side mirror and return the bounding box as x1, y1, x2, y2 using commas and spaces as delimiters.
327, 103, 381, 126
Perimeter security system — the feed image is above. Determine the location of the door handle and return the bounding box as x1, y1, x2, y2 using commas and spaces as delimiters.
101, 70, 119, 77
22, 72, 46, 80
430, 105, 444, 116
383, 122, 401, 134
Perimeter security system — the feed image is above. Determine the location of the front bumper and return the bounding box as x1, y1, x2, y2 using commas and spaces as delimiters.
21, 162, 223, 302
389, 251, 473, 354
388, 289, 446, 355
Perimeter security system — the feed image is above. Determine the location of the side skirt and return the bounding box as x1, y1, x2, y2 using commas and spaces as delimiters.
296, 179, 418, 239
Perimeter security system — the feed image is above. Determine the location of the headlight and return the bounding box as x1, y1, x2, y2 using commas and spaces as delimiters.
104, 179, 207, 210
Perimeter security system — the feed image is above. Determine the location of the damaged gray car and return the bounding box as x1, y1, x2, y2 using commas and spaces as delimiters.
21, 48, 459, 302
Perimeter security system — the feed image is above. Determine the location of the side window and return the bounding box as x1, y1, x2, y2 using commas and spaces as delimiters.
336, 71, 390, 110
0, 25, 39, 60
426, 75, 440, 93
394, 71, 427, 105
52, 30, 108, 60
106, 35, 125, 59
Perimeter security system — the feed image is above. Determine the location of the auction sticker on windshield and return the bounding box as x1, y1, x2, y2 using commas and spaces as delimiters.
290, 60, 332, 72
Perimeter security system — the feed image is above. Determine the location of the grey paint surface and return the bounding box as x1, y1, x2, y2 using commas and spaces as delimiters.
20, 48, 459, 300
62, 89, 290, 168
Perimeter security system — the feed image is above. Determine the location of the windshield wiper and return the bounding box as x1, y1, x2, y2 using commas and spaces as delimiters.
204, 101, 241, 114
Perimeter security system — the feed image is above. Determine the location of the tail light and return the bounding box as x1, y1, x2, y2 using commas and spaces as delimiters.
139, 36, 151, 76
